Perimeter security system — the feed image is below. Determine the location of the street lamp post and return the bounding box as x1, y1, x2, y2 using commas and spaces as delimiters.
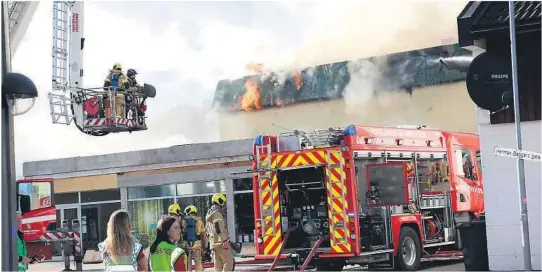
508, 2, 532, 271
1, 2, 39, 270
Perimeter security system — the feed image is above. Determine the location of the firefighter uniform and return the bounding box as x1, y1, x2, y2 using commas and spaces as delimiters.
184, 205, 206, 272
103, 63, 129, 119
205, 193, 233, 272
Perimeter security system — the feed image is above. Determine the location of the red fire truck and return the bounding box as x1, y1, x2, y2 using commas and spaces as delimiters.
247, 125, 484, 271
17, 178, 81, 260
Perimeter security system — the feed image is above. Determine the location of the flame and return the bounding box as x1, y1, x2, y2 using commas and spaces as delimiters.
294, 70, 303, 90
236, 64, 303, 112
240, 78, 263, 111
238, 63, 265, 111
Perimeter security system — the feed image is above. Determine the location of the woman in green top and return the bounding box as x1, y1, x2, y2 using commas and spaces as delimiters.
149, 216, 187, 271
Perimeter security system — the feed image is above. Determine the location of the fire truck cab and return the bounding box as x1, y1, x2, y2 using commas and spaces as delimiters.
248, 125, 483, 271
16, 178, 80, 261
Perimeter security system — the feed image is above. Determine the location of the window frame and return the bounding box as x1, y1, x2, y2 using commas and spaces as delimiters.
454, 147, 477, 181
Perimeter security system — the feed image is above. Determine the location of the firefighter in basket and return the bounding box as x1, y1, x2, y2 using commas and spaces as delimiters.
205, 193, 234, 272
184, 205, 207, 271
167, 203, 189, 251
124, 69, 138, 120
103, 63, 129, 119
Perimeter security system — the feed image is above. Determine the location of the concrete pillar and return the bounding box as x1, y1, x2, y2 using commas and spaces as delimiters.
225, 178, 236, 242
120, 187, 128, 210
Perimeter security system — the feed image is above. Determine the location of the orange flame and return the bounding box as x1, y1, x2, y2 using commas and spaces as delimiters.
240, 78, 263, 111
237, 63, 265, 111
294, 70, 303, 90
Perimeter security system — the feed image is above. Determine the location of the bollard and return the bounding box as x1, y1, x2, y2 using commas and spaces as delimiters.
61, 240, 72, 271
71, 219, 83, 271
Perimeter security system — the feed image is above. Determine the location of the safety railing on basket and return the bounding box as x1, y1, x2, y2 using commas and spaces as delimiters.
73, 86, 149, 129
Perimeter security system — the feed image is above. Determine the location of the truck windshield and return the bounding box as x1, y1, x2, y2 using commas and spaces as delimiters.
18, 182, 52, 212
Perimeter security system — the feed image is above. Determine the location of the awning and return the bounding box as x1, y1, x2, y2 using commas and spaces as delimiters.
457, 1, 541, 48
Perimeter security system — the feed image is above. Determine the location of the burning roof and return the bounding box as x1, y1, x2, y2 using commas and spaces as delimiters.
213, 44, 472, 112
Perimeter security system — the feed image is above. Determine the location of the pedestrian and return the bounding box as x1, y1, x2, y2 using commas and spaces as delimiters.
98, 210, 148, 271
167, 203, 188, 252
149, 216, 188, 271
205, 193, 234, 272
17, 212, 35, 272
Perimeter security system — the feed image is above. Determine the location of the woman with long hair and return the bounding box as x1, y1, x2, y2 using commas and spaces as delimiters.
149, 216, 187, 271
98, 210, 148, 271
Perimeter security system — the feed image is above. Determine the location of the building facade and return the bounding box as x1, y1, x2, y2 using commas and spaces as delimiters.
457, 2, 541, 270
23, 139, 256, 256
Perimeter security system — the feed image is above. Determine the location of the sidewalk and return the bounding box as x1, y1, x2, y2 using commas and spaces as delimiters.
29, 256, 259, 272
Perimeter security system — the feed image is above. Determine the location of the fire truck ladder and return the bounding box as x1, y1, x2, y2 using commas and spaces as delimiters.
326, 150, 349, 247
49, 1, 73, 125
299, 127, 344, 148
256, 141, 277, 238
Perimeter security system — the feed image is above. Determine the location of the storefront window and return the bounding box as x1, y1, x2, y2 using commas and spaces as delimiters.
176, 180, 226, 196
234, 178, 253, 192
54, 192, 79, 205
234, 193, 255, 243
128, 185, 176, 199
127, 198, 174, 242
81, 189, 120, 203
177, 195, 213, 219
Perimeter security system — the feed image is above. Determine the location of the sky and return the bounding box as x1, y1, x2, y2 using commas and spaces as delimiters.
10, 0, 467, 177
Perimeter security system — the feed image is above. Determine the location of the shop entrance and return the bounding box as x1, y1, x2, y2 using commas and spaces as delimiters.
81, 202, 121, 251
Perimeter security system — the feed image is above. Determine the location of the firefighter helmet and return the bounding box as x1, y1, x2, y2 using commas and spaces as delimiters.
211, 193, 226, 206
168, 203, 181, 216
184, 205, 197, 215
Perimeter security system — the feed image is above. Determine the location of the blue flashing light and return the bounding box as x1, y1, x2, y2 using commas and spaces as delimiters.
254, 135, 264, 146
344, 125, 357, 136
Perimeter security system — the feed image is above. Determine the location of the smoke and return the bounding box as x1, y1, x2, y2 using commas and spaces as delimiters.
274, 1, 468, 116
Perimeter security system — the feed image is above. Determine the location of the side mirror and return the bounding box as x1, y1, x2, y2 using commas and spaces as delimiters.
19, 194, 31, 214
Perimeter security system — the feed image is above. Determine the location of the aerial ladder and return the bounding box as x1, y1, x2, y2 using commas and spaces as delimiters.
47, 1, 156, 136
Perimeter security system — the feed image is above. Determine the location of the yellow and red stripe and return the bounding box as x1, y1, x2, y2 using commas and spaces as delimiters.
261, 171, 282, 255
325, 150, 352, 253
273, 150, 326, 168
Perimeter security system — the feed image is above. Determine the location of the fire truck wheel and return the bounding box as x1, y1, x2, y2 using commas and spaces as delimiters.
394, 226, 421, 271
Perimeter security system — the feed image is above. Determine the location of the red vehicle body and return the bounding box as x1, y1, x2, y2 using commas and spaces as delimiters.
17, 178, 66, 260
248, 125, 484, 270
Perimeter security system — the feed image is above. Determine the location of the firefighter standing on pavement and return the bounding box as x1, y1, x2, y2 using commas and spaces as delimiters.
184, 205, 206, 272
206, 193, 234, 272
168, 203, 188, 251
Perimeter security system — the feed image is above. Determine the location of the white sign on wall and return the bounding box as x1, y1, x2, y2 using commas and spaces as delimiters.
494, 147, 542, 162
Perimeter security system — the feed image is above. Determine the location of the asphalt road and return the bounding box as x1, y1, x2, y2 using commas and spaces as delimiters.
30, 260, 465, 271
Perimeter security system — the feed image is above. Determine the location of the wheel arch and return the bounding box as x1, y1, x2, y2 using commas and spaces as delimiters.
391, 215, 424, 256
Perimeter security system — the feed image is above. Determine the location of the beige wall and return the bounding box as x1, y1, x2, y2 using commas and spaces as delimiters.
54, 174, 117, 193
218, 82, 478, 140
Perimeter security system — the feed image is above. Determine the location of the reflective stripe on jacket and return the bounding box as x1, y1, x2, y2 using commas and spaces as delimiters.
150, 241, 187, 272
